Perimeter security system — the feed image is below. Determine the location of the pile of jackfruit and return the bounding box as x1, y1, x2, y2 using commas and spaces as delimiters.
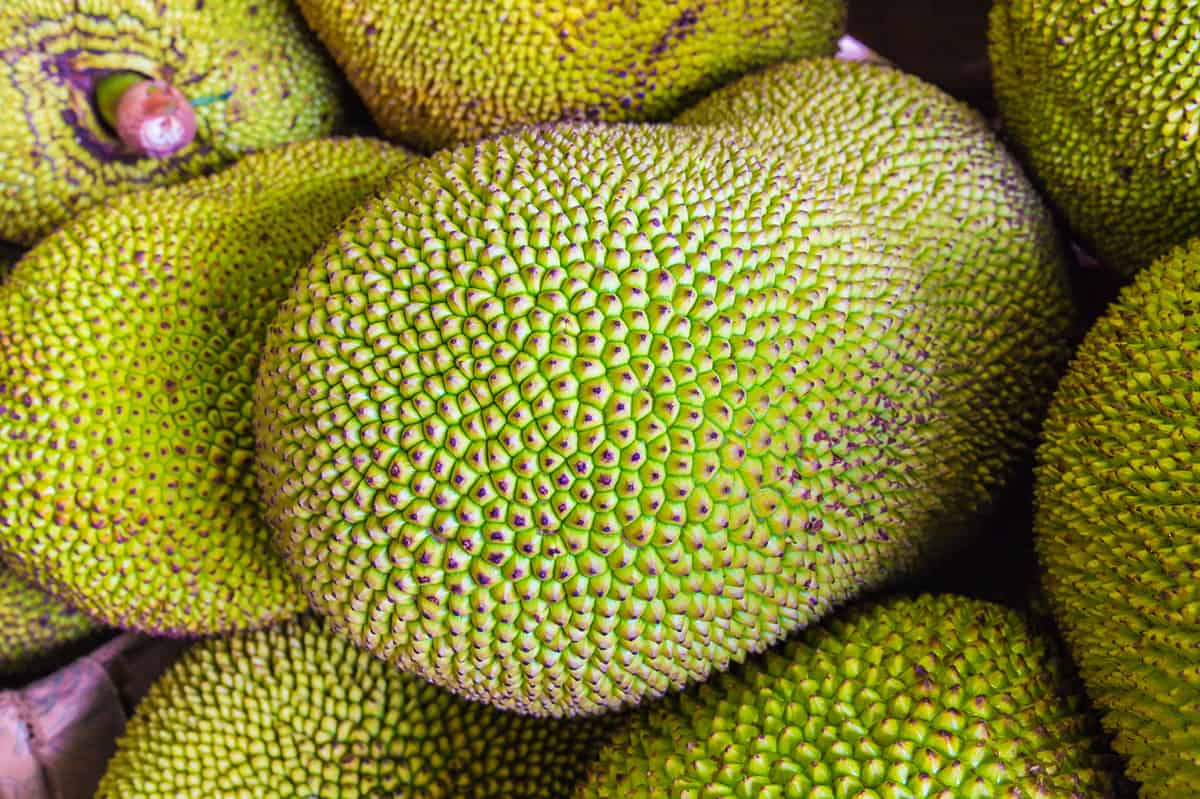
0, 1, 1195, 797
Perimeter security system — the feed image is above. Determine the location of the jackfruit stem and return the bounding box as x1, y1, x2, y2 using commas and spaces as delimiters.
94, 72, 197, 159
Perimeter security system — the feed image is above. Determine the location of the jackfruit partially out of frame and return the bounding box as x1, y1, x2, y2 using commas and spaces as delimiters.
96, 615, 613, 799
0, 137, 414, 635
0, 0, 345, 246
253, 121, 1076, 717
574, 595, 1120, 799
0, 566, 106, 677
293, 0, 846, 152
1035, 236, 1200, 798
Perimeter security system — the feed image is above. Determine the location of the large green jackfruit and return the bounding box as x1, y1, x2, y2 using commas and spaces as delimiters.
293, 0, 846, 152
574, 595, 1120, 799
0, 137, 413, 635
0, 0, 346, 246
0, 566, 106, 677
1035, 236, 1200, 798
96, 615, 612, 798
253, 122, 1075, 717
989, 0, 1200, 276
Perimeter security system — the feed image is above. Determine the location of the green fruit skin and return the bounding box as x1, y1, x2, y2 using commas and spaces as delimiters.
989, 0, 1200, 276
574, 595, 1120, 799
0, 0, 346, 246
1036, 236, 1200, 798
0, 137, 415, 636
96, 614, 614, 799
0, 566, 105, 676
254, 117, 1075, 718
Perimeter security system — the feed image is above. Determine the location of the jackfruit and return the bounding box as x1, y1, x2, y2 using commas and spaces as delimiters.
292, 0, 846, 152
253, 121, 1076, 716
574, 595, 1119, 799
1035, 236, 1200, 798
989, 0, 1200, 276
0, 566, 105, 677
0, 0, 346, 247
96, 615, 612, 799
0, 137, 414, 635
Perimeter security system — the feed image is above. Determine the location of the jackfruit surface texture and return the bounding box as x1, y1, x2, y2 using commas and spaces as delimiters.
254, 122, 1076, 717
293, 0, 846, 152
574, 595, 1118, 799
678, 58, 1075, 531
0, 566, 104, 676
96, 615, 612, 799
1035, 236, 1200, 798
989, 0, 1200, 276
0, 137, 414, 636
0, 0, 345, 247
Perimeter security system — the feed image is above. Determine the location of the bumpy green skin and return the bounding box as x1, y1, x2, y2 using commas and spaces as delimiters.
96, 615, 611, 798
294, 0, 846, 152
254, 122, 1075, 716
0, 138, 414, 636
990, 0, 1200, 276
0, 567, 104, 676
678, 59, 1076, 551
575, 595, 1118, 799
0, 0, 345, 247
1035, 237, 1200, 798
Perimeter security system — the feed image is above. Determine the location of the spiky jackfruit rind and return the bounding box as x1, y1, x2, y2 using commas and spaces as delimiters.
293, 0, 846, 152
0, 567, 105, 677
96, 615, 612, 799
677, 58, 1077, 557
0, 0, 345, 246
0, 137, 414, 635
254, 121, 1076, 716
989, 0, 1200, 276
1035, 236, 1200, 797
574, 595, 1119, 799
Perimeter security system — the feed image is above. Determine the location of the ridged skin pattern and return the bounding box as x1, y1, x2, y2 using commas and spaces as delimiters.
0, 566, 104, 676
293, 0, 846, 152
1035, 237, 1200, 798
575, 595, 1119, 799
990, 0, 1200, 276
0, 138, 413, 635
678, 59, 1076, 544
0, 0, 345, 247
96, 615, 612, 799
255, 123, 1075, 716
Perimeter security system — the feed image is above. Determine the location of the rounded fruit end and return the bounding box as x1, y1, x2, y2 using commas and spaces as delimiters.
113, 80, 197, 159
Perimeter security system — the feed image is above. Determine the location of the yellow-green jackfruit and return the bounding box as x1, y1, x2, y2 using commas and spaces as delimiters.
989, 0, 1200, 276
0, 0, 346, 247
253, 121, 1075, 717
574, 595, 1120, 799
0, 566, 105, 677
96, 615, 613, 798
293, 0, 846, 152
0, 137, 413, 635
1035, 236, 1200, 798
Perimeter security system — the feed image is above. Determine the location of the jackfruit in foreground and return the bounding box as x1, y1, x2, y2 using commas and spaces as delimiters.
96, 615, 613, 799
0, 566, 106, 677
0, 137, 414, 635
0, 0, 345, 246
574, 595, 1120, 799
1035, 236, 1200, 798
254, 121, 1076, 716
293, 0, 846, 152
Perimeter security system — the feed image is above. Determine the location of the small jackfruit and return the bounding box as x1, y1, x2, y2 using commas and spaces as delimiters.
989, 0, 1200, 276
293, 0, 846, 152
0, 566, 106, 677
0, 137, 413, 635
574, 595, 1120, 799
254, 122, 1076, 716
96, 615, 612, 799
0, 0, 346, 246
1035, 236, 1200, 798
